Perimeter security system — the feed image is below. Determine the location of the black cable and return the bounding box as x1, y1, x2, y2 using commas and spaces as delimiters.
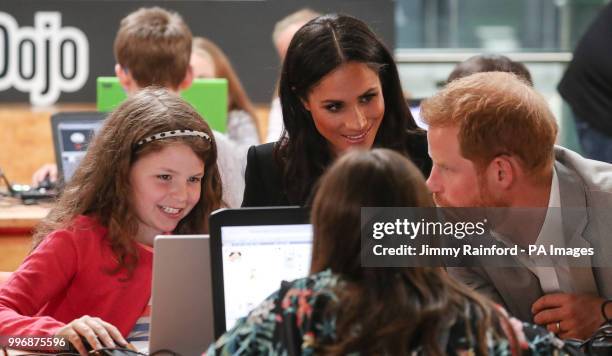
149, 349, 182, 356
5, 353, 79, 356
87, 347, 149, 355
0, 168, 16, 197
579, 323, 612, 352
3, 346, 148, 356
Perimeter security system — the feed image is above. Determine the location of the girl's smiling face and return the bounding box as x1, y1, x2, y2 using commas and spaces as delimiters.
129, 142, 205, 245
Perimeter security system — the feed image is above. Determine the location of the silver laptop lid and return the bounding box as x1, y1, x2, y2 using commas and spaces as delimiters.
150, 235, 213, 355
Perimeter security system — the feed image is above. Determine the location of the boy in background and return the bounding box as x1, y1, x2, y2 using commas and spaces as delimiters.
34, 7, 244, 207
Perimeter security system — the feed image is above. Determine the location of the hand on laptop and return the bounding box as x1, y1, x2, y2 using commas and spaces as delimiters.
532, 292, 605, 340
31, 163, 58, 188
55, 315, 128, 356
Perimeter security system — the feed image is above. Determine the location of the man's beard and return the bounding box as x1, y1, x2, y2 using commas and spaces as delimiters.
433, 179, 508, 208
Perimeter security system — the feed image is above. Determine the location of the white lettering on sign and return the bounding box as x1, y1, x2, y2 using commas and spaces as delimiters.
0, 11, 89, 106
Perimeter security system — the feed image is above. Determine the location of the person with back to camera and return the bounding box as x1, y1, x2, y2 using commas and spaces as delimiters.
242, 14, 432, 207
31, 7, 244, 207
191, 36, 262, 147
0, 88, 223, 355
33, 6, 192, 186
210, 148, 571, 355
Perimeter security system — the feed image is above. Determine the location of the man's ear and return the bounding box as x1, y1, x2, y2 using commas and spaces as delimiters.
116, 64, 136, 94
487, 155, 517, 190
178, 65, 194, 91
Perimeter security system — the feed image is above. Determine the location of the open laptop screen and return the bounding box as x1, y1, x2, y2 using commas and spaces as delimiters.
51, 112, 106, 184
221, 224, 311, 328
209, 207, 312, 336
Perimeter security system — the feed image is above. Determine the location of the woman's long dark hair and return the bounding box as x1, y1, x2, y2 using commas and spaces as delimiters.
309, 149, 513, 355
275, 14, 421, 204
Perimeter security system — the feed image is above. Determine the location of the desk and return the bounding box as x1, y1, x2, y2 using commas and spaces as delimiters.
0, 197, 51, 271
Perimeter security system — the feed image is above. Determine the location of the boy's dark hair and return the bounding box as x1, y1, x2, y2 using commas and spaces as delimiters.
114, 7, 192, 89
447, 54, 533, 86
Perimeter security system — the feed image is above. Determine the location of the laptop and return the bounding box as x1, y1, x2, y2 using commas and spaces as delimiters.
149, 235, 214, 355
209, 207, 312, 336
96, 77, 229, 132
50, 112, 106, 184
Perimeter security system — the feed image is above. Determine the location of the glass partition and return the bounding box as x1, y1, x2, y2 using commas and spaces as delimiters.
394, 0, 608, 151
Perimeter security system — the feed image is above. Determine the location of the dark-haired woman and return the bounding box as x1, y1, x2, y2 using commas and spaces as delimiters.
242, 14, 431, 207
211, 149, 570, 355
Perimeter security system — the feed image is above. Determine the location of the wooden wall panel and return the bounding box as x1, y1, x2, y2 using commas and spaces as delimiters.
0, 103, 268, 184
0, 104, 96, 184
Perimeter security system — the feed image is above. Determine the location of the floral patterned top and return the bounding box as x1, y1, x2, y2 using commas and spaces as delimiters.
208, 270, 575, 355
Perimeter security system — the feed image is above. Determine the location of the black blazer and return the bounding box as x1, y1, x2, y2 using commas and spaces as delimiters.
242, 131, 432, 207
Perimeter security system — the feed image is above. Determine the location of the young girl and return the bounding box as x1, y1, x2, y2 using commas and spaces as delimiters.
212, 149, 570, 355
0, 88, 223, 354
191, 36, 262, 146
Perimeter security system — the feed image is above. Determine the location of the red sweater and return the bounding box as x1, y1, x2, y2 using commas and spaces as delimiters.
0, 215, 152, 336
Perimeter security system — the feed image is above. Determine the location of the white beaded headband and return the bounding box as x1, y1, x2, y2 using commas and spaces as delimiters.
136, 129, 211, 147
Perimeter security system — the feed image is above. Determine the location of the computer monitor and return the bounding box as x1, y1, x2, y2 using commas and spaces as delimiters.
96, 77, 229, 132
209, 207, 312, 336
50, 112, 107, 184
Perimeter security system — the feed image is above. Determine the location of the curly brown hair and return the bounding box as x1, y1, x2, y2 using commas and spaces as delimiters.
33, 88, 223, 275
